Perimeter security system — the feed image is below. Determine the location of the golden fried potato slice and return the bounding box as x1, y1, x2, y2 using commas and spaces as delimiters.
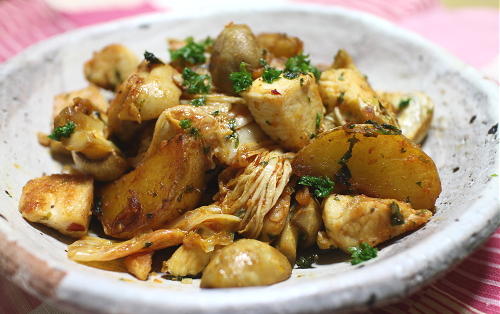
124, 251, 153, 281
319, 194, 432, 251
100, 133, 209, 239
19, 174, 93, 238
293, 124, 441, 209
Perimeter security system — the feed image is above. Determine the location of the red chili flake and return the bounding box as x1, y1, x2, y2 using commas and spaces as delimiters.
67, 223, 85, 232
271, 89, 281, 95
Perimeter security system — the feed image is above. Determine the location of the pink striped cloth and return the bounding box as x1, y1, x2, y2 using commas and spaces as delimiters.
0, 1, 498, 313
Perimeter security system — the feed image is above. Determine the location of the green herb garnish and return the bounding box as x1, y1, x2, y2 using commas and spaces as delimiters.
338, 91, 345, 104
296, 253, 319, 269
260, 59, 282, 83
364, 120, 402, 135
225, 118, 239, 147
179, 119, 192, 129
315, 113, 322, 130
283, 53, 321, 80
390, 202, 404, 225
144, 51, 164, 65
48, 121, 75, 141
348, 243, 378, 265
398, 98, 411, 110
230, 62, 253, 93
169, 37, 213, 65
182, 68, 211, 94
191, 96, 206, 107
298, 176, 334, 198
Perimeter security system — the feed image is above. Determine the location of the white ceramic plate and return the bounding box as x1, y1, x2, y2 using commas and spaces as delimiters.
0, 4, 498, 313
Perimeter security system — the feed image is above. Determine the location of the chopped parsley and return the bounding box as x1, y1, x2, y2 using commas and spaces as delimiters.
491, 174, 498, 177
298, 176, 334, 198
338, 91, 345, 104
179, 119, 192, 129
144, 51, 164, 65
191, 96, 206, 107
283, 53, 321, 80
211, 110, 220, 116
334, 136, 359, 189
169, 37, 213, 65
261, 60, 282, 83
229, 62, 253, 93
48, 121, 75, 141
348, 243, 378, 265
364, 120, 402, 135
390, 202, 404, 225
225, 118, 239, 147
315, 113, 322, 130
398, 98, 411, 110
182, 68, 211, 94
296, 253, 319, 269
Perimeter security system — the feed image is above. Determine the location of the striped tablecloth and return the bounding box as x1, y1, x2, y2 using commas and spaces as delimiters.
0, 1, 498, 313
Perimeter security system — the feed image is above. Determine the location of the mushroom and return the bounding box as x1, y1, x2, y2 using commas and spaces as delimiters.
71, 151, 128, 182
200, 239, 291, 288
209, 24, 263, 95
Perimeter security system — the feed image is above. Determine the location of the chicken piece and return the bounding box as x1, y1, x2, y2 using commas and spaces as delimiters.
243, 74, 325, 151
215, 150, 293, 238
209, 23, 263, 95
161, 245, 212, 277
67, 229, 186, 262
256, 33, 303, 58
19, 174, 93, 238
124, 252, 153, 281
200, 239, 292, 288
53, 85, 109, 121
318, 50, 398, 127
99, 133, 209, 239
318, 194, 432, 251
84, 44, 139, 91
108, 62, 181, 141
378, 91, 434, 143
291, 187, 322, 248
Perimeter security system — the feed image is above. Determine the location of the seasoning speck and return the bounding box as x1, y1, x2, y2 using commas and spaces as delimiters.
487, 123, 498, 135
452, 167, 460, 173
469, 115, 476, 124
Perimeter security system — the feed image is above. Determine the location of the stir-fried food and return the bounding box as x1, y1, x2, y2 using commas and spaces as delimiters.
19, 23, 441, 287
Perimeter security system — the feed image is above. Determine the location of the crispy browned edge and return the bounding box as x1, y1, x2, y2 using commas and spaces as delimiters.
0, 231, 66, 299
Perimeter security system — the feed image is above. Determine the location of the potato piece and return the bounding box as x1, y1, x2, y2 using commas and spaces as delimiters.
53, 85, 109, 121
124, 251, 153, 280
243, 74, 325, 151
100, 133, 209, 239
318, 50, 398, 127
320, 194, 432, 251
209, 24, 263, 95
256, 33, 303, 58
293, 124, 441, 209
291, 187, 321, 248
19, 174, 93, 238
108, 63, 181, 141
67, 229, 186, 262
161, 245, 211, 277
84, 44, 139, 90
378, 91, 434, 144
200, 239, 291, 288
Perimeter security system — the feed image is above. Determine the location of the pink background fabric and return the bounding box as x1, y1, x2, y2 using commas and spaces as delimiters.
0, 0, 498, 313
